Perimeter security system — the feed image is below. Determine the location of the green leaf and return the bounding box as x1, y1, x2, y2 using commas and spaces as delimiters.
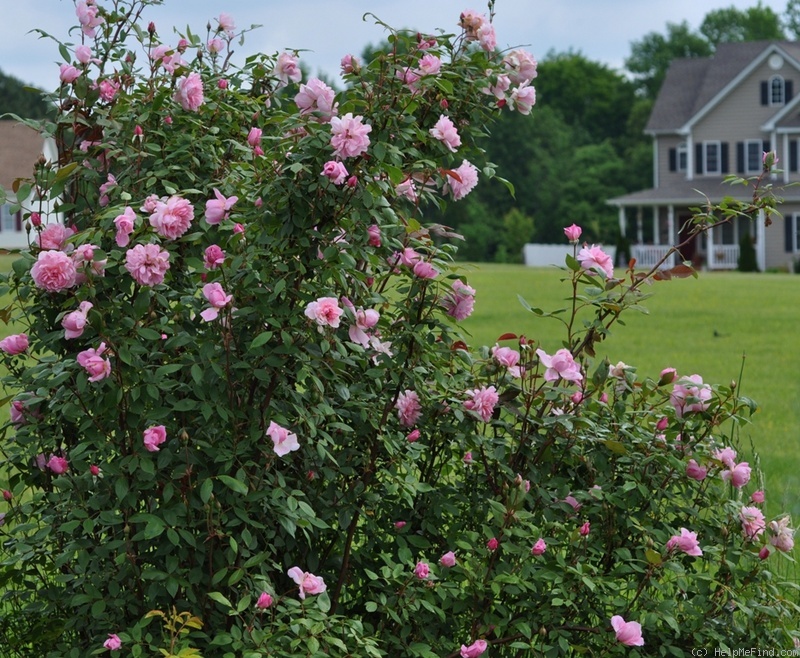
217, 475, 248, 495
207, 591, 233, 609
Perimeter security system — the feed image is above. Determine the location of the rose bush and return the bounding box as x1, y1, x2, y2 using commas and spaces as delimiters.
0, 1, 798, 656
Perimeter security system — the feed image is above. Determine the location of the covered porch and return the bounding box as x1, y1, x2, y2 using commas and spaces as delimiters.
608, 178, 766, 271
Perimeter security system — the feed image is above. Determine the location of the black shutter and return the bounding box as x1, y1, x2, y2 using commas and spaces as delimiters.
696, 143, 703, 174
14, 212, 21, 232
790, 140, 798, 172
736, 142, 745, 173
786, 79, 794, 102
785, 215, 795, 252
721, 142, 729, 174
763, 139, 771, 155
669, 148, 677, 172
761, 81, 769, 105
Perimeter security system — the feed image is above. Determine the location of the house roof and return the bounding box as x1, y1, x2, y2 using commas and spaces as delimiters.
0, 120, 46, 191
608, 175, 800, 206
646, 41, 800, 133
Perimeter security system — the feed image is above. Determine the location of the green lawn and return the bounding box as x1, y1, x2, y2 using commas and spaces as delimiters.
457, 263, 800, 521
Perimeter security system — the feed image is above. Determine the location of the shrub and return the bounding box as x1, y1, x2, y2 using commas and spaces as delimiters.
0, 2, 797, 656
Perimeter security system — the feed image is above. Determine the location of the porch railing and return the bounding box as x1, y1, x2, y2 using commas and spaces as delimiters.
707, 244, 739, 270
630, 245, 675, 270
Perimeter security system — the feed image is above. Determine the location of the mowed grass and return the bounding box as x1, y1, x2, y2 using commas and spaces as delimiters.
456, 263, 800, 521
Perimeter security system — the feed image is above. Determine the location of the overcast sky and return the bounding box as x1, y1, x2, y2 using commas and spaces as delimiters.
1, 0, 790, 92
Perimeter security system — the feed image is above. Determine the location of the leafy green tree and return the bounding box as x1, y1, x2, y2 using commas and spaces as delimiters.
625, 21, 713, 99
700, 3, 785, 44
0, 70, 51, 120
496, 208, 534, 263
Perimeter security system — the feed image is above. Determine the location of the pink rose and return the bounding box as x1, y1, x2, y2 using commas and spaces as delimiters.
217, 12, 235, 36
463, 385, 498, 423
59, 64, 81, 83
125, 243, 170, 286
0, 333, 29, 355
721, 461, 751, 489
207, 38, 224, 54
659, 367, 677, 385
656, 416, 669, 431
442, 280, 476, 321
90, 465, 101, 476
340, 54, 359, 75
103, 634, 122, 651
463, 451, 474, 465
76, 0, 103, 38
577, 244, 614, 279
666, 527, 703, 557
531, 538, 547, 556
31, 250, 77, 292
429, 115, 461, 152
458, 10, 487, 40
204, 189, 238, 225
740, 506, 766, 540
713, 446, 737, 468
412, 260, 439, 279
460, 639, 488, 658
439, 551, 456, 568
536, 348, 582, 383
256, 592, 273, 609
396, 389, 422, 427
394, 521, 407, 529
295, 78, 338, 120
486, 537, 499, 551
75, 45, 94, 64
367, 224, 381, 247
563, 224, 582, 243
414, 561, 430, 579
477, 22, 496, 51
200, 282, 233, 322
304, 296, 342, 328
492, 345, 521, 377
322, 160, 348, 185
77, 342, 111, 382
62, 301, 93, 339
751, 490, 765, 504
267, 421, 300, 457
563, 495, 582, 512
503, 49, 538, 85
330, 113, 371, 158
610, 615, 644, 646
174, 72, 204, 111
275, 52, 302, 87
247, 127, 262, 148
768, 516, 795, 553
97, 78, 120, 102
47, 455, 69, 475
670, 374, 712, 417
204, 245, 226, 270
348, 307, 379, 347
685, 459, 708, 481
287, 566, 326, 599
579, 521, 591, 536
418, 54, 441, 77
444, 160, 479, 201
143, 425, 167, 452
113, 207, 136, 247
406, 429, 420, 443
510, 83, 536, 114
37, 223, 73, 251
149, 195, 195, 239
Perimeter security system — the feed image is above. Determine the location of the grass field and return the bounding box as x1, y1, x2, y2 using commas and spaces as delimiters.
456, 263, 800, 521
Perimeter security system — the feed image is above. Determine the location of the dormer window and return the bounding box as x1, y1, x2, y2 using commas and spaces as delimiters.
761, 76, 793, 106
771, 75, 785, 105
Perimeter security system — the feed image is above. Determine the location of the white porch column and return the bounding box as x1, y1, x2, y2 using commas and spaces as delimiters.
667, 206, 675, 267
707, 224, 715, 270
756, 210, 766, 271
652, 212, 660, 245
618, 207, 626, 238
636, 208, 644, 244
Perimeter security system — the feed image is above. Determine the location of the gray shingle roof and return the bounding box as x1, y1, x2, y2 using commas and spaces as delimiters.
608, 175, 800, 206
645, 41, 800, 133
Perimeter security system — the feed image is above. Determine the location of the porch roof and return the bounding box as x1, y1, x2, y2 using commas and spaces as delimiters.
607, 176, 800, 207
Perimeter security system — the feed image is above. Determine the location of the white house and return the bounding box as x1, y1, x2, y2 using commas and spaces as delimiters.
0, 120, 60, 251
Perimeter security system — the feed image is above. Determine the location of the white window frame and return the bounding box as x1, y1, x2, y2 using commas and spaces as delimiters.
745, 139, 763, 174
770, 75, 785, 105
703, 141, 721, 175
792, 214, 800, 252
0, 204, 16, 233
677, 143, 687, 172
